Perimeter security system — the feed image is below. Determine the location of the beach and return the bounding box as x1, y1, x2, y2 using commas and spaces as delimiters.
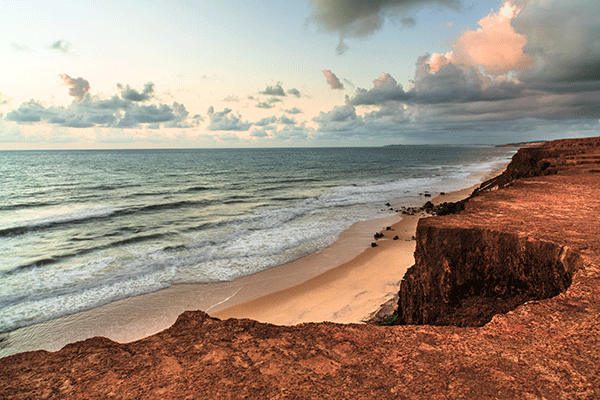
1, 177, 489, 358
212, 186, 476, 325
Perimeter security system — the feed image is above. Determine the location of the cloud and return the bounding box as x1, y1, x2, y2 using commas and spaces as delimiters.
285, 107, 302, 114
322, 70, 344, 90
313, 104, 357, 123
308, 0, 460, 53
278, 115, 297, 125
448, 1, 533, 76
4, 100, 53, 122
254, 116, 278, 126
0, 93, 10, 106
11, 43, 30, 52
255, 97, 282, 109
256, 102, 274, 109
51, 40, 71, 53
59, 74, 91, 101
223, 95, 240, 102
287, 88, 301, 97
250, 128, 270, 138
3, 82, 197, 129
348, 72, 410, 105
273, 124, 310, 142
117, 103, 186, 128
513, 0, 600, 85
118, 82, 155, 102
206, 107, 251, 131
260, 82, 286, 96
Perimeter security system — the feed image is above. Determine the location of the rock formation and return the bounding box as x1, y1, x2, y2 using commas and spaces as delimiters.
1, 137, 599, 399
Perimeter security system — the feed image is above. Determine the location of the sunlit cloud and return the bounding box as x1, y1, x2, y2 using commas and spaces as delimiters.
450, 1, 533, 76
59, 74, 91, 101
322, 70, 344, 90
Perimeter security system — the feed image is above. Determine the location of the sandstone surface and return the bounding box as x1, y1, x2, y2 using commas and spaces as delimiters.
1, 137, 599, 399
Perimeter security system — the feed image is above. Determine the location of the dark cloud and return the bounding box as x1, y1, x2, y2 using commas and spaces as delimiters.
254, 116, 278, 126
278, 115, 297, 125
348, 72, 411, 105
118, 104, 180, 128
285, 107, 302, 114
256, 101, 274, 109
322, 70, 344, 90
260, 82, 286, 96
4, 100, 51, 122
51, 40, 71, 53
313, 104, 357, 123
287, 88, 301, 97
223, 95, 240, 102
348, 58, 524, 109
59, 74, 91, 101
118, 82, 155, 102
309, 0, 460, 53
514, 0, 600, 85
206, 107, 251, 131
250, 128, 270, 138
256, 97, 282, 109
272, 124, 310, 142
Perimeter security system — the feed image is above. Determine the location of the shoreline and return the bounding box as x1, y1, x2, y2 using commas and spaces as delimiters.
0, 165, 506, 358
212, 186, 474, 325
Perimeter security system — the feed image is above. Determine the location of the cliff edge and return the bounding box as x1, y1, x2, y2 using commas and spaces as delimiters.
1, 137, 599, 399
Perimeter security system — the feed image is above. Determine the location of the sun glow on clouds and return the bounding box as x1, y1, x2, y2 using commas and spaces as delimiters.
428, 1, 533, 76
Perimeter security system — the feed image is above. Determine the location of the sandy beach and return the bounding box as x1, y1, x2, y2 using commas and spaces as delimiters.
0, 171, 499, 358
212, 187, 474, 325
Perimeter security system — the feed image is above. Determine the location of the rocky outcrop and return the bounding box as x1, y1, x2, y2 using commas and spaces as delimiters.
1, 137, 599, 399
476, 135, 600, 193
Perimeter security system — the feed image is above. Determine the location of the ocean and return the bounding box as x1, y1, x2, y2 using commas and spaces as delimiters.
0, 146, 515, 335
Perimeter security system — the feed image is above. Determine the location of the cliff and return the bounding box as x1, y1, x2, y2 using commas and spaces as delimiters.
397, 136, 600, 327
1, 137, 599, 399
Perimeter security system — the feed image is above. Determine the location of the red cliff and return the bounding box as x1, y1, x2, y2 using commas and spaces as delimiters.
1, 137, 599, 399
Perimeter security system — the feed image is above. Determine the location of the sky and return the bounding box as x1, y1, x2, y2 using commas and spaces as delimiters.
1, 0, 599, 149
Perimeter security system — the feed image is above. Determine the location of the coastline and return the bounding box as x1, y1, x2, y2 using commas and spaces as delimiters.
1, 164, 506, 358
4, 137, 599, 399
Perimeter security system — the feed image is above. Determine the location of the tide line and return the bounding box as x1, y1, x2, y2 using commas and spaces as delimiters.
205, 286, 244, 313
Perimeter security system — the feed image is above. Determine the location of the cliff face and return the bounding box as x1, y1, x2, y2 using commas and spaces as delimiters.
1, 137, 599, 399
398, 227, 583, 326
398, 137, 600, 327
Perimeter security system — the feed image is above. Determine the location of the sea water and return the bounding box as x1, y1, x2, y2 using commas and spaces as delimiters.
0, 146, 515, 335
